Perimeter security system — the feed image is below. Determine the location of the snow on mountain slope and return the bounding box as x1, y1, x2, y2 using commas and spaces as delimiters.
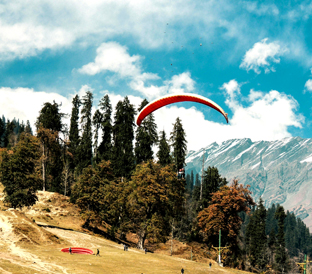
185, 137, 312, 229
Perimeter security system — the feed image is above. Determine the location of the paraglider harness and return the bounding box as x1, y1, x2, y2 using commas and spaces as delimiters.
177, 168, 185, 179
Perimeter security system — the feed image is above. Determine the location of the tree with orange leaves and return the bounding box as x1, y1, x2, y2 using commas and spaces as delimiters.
198, 179, 255, 252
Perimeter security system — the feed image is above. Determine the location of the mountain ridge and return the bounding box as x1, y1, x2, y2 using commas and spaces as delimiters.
185, 136, 312, 228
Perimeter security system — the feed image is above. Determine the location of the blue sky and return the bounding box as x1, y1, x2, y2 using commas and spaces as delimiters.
1, 0, 312, 151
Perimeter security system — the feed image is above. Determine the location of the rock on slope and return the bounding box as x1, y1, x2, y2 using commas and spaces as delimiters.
185, 137, 312, 228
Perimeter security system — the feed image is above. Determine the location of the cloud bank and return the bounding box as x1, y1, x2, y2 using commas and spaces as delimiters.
1, 80, 304, 151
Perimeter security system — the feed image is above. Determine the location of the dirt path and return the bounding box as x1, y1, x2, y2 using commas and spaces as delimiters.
0, 211, 70, 274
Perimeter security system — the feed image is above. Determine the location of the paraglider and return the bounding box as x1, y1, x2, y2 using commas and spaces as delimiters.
61, 247, 93, 255
136, 93, 228, 126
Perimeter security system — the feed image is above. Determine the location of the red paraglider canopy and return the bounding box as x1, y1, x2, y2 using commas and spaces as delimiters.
61, 247, 93, 255
136, 93, 228, 126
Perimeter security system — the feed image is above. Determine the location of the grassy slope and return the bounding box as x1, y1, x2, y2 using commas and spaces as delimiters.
0, 186, 251, 274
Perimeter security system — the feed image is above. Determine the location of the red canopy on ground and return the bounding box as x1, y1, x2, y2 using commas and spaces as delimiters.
61, 247, 93, 255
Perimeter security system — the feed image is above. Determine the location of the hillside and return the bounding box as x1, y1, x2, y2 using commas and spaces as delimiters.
0, 187, 251, 274
185, 137, 312, 229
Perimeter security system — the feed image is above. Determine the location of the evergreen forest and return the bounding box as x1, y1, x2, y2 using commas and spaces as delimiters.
1, 93, 312, 273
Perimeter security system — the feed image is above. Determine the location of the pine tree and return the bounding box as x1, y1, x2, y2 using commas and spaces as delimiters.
98, 94, 113, 161
36, 101, 64, 192
190, 170, 194, 191
198, 166, 227, 210
266, 203, 278, 235
192, 173, 201, 201
0, 133, 42, 208
36, 101, 63, 131
0, 117, 5, 147
68, 95, 81, 176
135, 99, 158, 164
77, 91, 93, 174
170, 117, 187, 171
111, 97, 136, 178
157, 130, 171, 166
274, 205, 289, 272
245, 198, 268, 271
4, 120, 15, 148
25, 120, 33, 135
268, 228, 276, 265
92, 109, 103, 164
185, 173, 192, 193
284, 211, 298, 257
112, 101, 124, 177
122, 97, 136, 177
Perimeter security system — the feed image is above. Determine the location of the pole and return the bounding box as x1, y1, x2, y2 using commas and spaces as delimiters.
304, 254, 307, 274
219, 229, 221, 264
191, 247, 192, 261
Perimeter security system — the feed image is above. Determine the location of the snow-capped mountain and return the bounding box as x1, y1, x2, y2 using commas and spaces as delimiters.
185, 137, 312, 228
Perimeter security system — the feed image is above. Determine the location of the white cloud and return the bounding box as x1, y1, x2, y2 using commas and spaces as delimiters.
0, 87, 73, 132
0, 0, 310, 67
0, 21, 74, 60
79, 42, 197, 100
220, 79, 241, 111
240, 38, 287, 74
79, 42, 163, 100
0, 83, 305, 152
304, 79, 312, 93
78, 42, 142, 77
165, 72, 195, 94
221, 80, 304, 143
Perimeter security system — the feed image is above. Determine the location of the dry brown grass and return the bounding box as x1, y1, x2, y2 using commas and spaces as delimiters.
0, 188, 252, 274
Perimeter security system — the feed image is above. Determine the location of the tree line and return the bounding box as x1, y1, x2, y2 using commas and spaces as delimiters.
0, 91, 311, 273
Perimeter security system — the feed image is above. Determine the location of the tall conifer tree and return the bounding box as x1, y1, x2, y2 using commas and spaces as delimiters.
157, 130, 171, 166
274, 205, 289, 272
246, 198, 268, 271
77, 91, 93, 174
25, 120, 33, 135
198, 166, 227, 209
0, 117, 5, 147
170, 117, 187, 171
68, 95, 81, 175
0, 133, 42, 208
92, 109, 103, 164
36, 101, 64, 192
121, 96, 136, 178
112, 97, 136, 178
98, 94, 113, 161
190, 170, 194, 191
135, 99, 158, 164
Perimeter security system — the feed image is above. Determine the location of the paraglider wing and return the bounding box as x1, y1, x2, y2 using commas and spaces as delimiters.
61, 247, 94, 254
136, 93, 228, 126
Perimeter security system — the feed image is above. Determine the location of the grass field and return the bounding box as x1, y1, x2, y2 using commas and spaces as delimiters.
0, 189, 251, 274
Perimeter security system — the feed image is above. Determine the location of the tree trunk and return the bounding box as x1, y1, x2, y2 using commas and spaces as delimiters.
170, 219, 175, 256
137, 230, 146, 250
64, 160, 69, 196
42, 144, 46, 191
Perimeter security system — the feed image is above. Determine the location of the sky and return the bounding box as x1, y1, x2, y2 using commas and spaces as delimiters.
1, 0, 312, 151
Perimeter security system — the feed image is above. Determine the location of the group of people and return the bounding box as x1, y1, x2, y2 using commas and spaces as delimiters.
67, 245, 213, 273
